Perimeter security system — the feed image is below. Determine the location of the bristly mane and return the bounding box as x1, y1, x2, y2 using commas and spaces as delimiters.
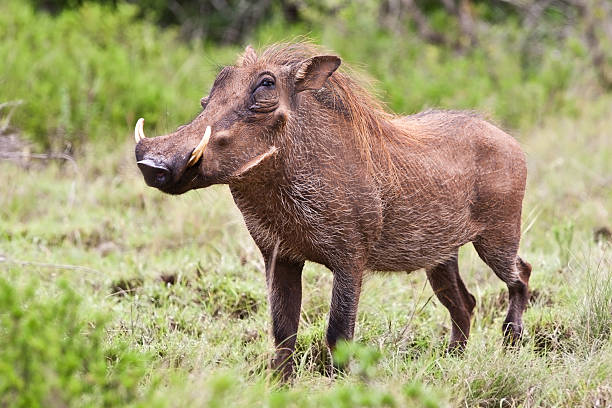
240, 42, 411, 183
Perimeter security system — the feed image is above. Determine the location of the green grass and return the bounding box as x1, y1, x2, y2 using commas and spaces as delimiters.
1, 94, 611, 406
2, 0, 612, 405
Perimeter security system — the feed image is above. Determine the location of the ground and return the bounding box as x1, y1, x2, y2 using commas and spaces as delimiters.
1, 97, 611, 407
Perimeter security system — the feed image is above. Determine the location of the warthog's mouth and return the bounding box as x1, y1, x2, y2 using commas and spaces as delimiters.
134, 117, 211, 168
134, 117, 279, 193
134, 118, 212, 194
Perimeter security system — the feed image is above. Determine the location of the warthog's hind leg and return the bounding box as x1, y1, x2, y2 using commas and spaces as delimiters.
473, 236, 531, 345
426, 251, 476, 352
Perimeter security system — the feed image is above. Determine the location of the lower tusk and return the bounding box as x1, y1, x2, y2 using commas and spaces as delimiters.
134, 118, 146, 143
233, 146, 278, 177
187, 125, 211, 167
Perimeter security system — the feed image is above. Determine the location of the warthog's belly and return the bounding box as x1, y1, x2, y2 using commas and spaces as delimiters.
366, 195, 481, 272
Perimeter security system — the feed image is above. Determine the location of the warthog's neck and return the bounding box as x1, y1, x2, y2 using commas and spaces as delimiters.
229, 175, 328, 264
229, 146, 384, 267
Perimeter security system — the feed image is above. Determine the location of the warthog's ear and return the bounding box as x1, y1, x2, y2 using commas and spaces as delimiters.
294, 55, 341, 93
237, 45, 258, 66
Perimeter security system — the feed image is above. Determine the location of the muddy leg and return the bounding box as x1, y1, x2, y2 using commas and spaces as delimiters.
473, 239, 531, 345
265, 256, 304, 380
326, 268, 363, 374
426, 252, 476, 352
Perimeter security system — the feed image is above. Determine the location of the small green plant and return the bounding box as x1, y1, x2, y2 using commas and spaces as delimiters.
0, 276, 155, 407
333, 341, 382, 380
553, 219, 575, 268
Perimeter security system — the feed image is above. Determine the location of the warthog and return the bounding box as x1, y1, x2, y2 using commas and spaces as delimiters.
134, 43, 531, 379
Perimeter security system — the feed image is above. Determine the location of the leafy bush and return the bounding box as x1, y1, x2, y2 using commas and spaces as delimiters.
255, 2, 583, 130
28, 0, 277, 43
0, 275, 155, 407
0, 0, 227, 149
0, 0, 594, 151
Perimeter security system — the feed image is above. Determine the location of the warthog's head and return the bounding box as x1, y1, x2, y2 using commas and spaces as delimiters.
134, 45, 340, 194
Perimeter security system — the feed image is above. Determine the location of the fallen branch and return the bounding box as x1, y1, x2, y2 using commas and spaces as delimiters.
0, 255, 102, 275
0, 151, 78, 168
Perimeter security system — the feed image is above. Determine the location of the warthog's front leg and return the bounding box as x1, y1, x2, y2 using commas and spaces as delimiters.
326, 267, 363, 374
265, 256, 304, 381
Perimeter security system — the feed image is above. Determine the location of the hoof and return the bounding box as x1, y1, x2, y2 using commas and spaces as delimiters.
270, 354, 294, 382
446, 340, 467, 356
502, 321, 524, 347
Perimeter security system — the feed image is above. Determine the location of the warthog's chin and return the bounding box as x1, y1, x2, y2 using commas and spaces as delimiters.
156, 172, 216, 195
156, 182, 196, 196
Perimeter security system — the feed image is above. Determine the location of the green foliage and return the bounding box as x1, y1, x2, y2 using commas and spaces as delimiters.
0, 0, 229, 149
0, 0, 595, 151
27, 0, 276, 43
333, 341, 382, 380
404, 382, 442, 408
0, 275, 155, 407
277, 4, 581, 129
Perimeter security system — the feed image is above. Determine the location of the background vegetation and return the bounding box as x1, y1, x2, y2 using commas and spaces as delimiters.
1, 0, 611, 406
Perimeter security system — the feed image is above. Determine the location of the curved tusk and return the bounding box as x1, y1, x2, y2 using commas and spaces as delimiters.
134, 118, 146, 143
187, 125, 211, 167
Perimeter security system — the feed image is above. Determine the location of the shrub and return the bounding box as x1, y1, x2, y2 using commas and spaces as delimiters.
0, 275, 155, 407
0, 0, 592, 151
0, 0, 226, 150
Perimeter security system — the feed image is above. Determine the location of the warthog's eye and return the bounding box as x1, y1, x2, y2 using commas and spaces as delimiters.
257, 77, 275, 90
250, 74, 278, 113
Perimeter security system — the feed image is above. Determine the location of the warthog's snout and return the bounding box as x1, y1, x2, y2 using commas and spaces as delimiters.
133, 117, 215, 194
136, 158, 171, 188
134, 119, 174, 189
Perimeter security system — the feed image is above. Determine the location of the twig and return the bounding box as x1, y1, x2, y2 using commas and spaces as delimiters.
441, 0, 478, 50
0, 100, 23, 134
0, 100, 24, 112
396, 278, 433, 348
401, 0, 447, 45
0, 256, 102, 275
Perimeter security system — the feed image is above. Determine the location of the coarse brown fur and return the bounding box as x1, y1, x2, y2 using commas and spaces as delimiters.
135, 42, 531, 380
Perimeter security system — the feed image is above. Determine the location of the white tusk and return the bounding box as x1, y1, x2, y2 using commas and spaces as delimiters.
134, 118, 145, 143
187, 125, 211, 167
233, 146, 278, 177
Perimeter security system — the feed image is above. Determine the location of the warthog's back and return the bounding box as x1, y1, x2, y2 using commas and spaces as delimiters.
367, 110, 527, 272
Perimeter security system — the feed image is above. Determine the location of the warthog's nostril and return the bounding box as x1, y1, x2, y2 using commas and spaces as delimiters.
137, 159, 171, 188
153, 170, 167, 185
